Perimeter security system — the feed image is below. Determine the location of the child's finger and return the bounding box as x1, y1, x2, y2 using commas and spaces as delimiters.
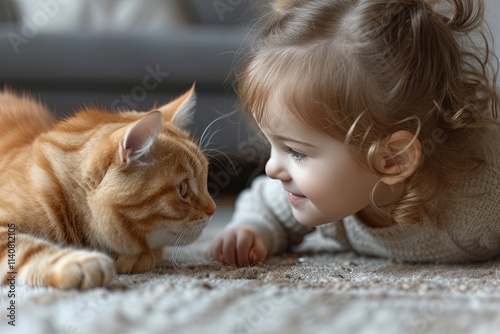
250, 236, 267, 263
235, 230, 253, 266
222, 233, 237, 264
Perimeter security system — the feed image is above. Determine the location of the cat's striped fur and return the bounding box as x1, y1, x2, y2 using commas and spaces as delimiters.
0, 86, 216, 289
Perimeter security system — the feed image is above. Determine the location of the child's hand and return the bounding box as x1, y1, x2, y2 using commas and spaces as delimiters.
206, 226, 268, 266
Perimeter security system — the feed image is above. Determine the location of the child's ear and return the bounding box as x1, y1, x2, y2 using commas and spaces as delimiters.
375, 130, 422, 185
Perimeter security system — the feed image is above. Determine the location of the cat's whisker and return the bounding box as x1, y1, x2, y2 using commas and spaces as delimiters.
202, 128, 225, 152
199, 110, 237, 149
171, 237, 182, 271
205, 153, 231, 173
183, 236, 195, 263
205, 147, 234, 162
165, 230, 194, 271
184, 225, 203, 265
205, 149, 239, 176
193, 225, 207, 265
204, 147, 233, 158
172, 228, 190, 271
200, 119, 222, 150
170, 248, 180, 271
204, 150, 227, 164
181, 225, 204, 265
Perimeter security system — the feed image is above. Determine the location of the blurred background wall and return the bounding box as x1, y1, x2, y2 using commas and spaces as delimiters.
0, 0, 499, 198
0, 0, 270, 199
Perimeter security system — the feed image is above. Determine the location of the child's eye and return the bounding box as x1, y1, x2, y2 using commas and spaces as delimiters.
284, 147, 307, 162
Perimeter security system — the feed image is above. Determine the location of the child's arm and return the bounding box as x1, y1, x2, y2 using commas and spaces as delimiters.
207, 176, 315, 265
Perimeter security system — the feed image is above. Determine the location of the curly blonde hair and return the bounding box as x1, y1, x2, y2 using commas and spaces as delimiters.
238, 0, 499, 226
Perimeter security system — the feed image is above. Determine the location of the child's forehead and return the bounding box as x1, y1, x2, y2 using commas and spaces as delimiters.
251, 85, 350, 144
256, 95, 314, 132
255, 110, 302, 137
255, 91, 293, 126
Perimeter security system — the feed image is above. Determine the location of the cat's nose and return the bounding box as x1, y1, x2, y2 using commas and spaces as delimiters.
206, 201, 216, 217
206, 207, 216, 217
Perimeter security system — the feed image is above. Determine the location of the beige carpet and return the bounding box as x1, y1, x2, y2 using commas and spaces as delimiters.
2, 202, 500, 334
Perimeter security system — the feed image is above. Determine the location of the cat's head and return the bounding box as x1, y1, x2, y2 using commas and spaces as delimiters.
79, 86, 217, 253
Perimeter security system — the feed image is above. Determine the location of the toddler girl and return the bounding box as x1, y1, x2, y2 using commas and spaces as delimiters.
207, 0, 500, 265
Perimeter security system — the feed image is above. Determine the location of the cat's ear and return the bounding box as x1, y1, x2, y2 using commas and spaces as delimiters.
119, 111, 162, 164
157, 84, 196, 129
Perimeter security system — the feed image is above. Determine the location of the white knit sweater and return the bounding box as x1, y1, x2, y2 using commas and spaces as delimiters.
227, 127, 500, 263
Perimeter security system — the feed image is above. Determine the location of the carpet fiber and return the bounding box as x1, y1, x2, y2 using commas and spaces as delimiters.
2, 203, 500, 334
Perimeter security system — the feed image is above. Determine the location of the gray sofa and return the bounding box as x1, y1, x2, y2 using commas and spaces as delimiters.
0, 0, 267, 195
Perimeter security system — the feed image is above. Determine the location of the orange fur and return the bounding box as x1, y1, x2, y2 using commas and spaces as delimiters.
0, 87, 216, 289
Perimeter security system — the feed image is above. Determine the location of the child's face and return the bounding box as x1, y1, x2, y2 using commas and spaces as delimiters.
259, 105, 382, 227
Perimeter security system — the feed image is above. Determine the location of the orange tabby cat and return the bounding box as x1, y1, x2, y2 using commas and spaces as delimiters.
0, 86, 216, 289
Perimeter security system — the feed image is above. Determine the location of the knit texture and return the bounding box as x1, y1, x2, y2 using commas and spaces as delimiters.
227, 127, 500, 263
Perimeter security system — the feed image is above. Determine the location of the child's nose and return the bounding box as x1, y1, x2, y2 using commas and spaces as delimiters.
265, 153, 290, 181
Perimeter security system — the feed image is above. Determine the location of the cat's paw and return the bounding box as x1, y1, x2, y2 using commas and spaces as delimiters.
114, 248, 163, 273
47, 250, 116, 289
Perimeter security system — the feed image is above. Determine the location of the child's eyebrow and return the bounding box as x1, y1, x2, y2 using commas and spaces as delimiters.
273, 134, 315, 148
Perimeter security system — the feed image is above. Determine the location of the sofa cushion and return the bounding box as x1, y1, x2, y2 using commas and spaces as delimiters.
7, 0, 189, 33
0, 25, 249, 87
0, 0, 16, 22
183, 0, 262, 26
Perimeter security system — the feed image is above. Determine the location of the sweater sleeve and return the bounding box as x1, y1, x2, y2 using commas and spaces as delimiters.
341, 215, 476, 262
226, 176, 315, 255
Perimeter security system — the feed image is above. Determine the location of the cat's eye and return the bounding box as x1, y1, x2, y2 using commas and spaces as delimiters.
178, 181, 188, 197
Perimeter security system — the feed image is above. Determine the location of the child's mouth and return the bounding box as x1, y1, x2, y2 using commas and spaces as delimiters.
287, 192, 307, 206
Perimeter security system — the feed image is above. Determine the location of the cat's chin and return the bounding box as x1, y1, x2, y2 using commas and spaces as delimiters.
147, 219, 210, 248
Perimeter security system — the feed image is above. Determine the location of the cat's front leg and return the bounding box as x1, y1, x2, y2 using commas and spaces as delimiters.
0, 226, 116, 289
113, 248, 163, 273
